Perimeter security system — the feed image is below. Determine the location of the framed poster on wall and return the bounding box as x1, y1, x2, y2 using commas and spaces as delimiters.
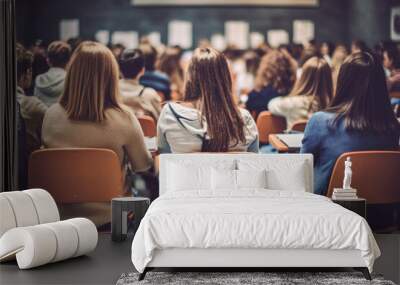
391, 7, 400, 41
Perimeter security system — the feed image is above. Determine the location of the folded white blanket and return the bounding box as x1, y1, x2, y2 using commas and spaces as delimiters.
131, 190, 380, 273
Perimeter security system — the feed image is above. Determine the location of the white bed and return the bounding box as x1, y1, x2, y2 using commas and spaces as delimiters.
131, 154, 380, 280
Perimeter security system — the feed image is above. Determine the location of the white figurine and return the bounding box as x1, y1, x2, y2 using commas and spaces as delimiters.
343, 157, 352, 189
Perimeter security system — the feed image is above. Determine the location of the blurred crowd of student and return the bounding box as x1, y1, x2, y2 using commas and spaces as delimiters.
16, 35, 400, 201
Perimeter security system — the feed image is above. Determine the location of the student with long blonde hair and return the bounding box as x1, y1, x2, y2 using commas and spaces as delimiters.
43, 41, 152, 170
42, 42, 153, 222
157, 47, 258, 153
268, 57, 333, 129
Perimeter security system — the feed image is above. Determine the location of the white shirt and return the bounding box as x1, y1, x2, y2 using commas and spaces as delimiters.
157, 102, 259, 153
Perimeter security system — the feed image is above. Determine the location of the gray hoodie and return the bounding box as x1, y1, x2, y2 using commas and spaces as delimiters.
34, 67, 66, 106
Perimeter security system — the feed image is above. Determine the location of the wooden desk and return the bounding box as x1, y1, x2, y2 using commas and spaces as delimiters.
268, 134, 303, 153
268, 134, 289, 153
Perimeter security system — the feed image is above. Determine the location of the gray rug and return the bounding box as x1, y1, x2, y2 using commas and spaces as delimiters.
117, 272, 396, 285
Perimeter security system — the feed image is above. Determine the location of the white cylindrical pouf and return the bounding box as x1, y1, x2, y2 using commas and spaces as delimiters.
0, 196, 17, 237
43, 221, 79, 262
24, 189, 60, 224
0, 226, 57, 269
67, 218, 98, 257
1, 192, 39, 227
0, 218, 98, 269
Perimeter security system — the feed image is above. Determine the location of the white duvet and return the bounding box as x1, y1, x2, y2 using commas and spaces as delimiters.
131, 190, 380, 273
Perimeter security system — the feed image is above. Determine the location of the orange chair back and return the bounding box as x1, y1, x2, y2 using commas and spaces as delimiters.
291, 120, 308, 132
326, 151, 400, 204
29, 148, 124, 204
389, 91, 400, 99
138, 115, 157, 137
256, 111, 287, 144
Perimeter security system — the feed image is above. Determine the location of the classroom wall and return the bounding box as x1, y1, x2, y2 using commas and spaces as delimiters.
348, 0, 397, 48
15, 0, 394, 48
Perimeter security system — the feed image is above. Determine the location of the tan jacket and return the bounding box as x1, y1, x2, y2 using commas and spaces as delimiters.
119, 79, 161, 121
42, 103, 153, 172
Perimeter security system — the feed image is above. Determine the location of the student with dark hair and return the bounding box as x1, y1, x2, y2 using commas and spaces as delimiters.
320, 41, 335, 65
34, 41, 71, 106
67, 37, 83, 53
138, 43, 171, 101
119, 48, 161, 120
301, 52, 400, 196
110, 43, 125, 60
157, 47, 258, 153
351, 40, 368, 54
383, 43, 400, 91
29, 40, 49, 92
16, 44, 48, 154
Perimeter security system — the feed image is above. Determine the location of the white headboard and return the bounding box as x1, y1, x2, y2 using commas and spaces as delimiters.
159, 153, 313, 195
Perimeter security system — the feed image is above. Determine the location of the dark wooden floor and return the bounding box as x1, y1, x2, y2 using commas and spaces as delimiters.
1, 233, 398, 285
0, 233, 134, 285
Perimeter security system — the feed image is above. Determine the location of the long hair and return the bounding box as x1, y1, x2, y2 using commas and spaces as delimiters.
254, 50, 295, 95
289, 56, 333, 112
60, 41, 122, 122
184, 47, 246, 152
157, 47, 184, 97
327, 52, 399, 133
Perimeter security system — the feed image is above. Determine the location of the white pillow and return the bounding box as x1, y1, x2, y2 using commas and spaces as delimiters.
236, 169, 268, 189
211, 168, 236, 190
266, 162, 307, 191
166, 159, 237, 192
237, 159, 308, 191
211, 169, 268, 190
167, 162, 211, 191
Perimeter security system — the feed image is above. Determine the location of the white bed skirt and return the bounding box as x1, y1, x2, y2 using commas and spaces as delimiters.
148, 248, 366, 268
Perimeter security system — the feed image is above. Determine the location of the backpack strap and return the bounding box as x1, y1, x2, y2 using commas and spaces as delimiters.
138, 87, 146, 97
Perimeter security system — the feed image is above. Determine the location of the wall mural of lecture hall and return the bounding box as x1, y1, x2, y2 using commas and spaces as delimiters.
16, 0, 397, 48
1, 0, 400, 284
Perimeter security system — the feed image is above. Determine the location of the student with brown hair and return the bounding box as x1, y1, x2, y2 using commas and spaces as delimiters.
34, 41, 71, 106
119, 48, 161, 120
268, 57, 333, 129
246, 50, 296, 118
157, 46, 184, 101
42, 41, 152, 172
301, 52, 400, 196
157, 47, 259, 153
331, 44, 349, 87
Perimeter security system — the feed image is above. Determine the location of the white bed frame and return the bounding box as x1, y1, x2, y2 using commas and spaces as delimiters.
142, 246, 370, 280
140, 154, 371, 280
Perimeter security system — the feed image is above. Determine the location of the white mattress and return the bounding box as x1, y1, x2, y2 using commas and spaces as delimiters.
131, 190, 380, 273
